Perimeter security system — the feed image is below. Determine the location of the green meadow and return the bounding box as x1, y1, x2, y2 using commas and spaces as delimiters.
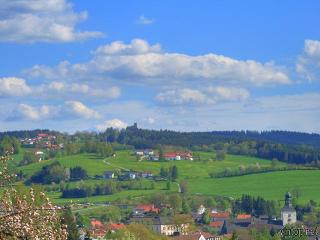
15, 150, 320, 204
187, 170, 320, 203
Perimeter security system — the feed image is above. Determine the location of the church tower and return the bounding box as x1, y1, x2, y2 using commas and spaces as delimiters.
281, 192, 297, 226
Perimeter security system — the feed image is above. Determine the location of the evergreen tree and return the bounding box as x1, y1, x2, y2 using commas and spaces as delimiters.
202, 210, 210, 224
171, 165, 178, 181
182, 199, 191, 214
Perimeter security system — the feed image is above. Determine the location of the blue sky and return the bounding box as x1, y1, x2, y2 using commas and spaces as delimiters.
0, 0, 319, 133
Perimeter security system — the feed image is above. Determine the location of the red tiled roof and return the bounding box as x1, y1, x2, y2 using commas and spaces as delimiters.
91, 219, 104, 228
37, 133, 49, 137
236, 214, 252, 220
136, 204, 159, 213
163, 152, 178, 158
107, 223, 125, 230
209, 221, 224, 228
209, 212, 230, 219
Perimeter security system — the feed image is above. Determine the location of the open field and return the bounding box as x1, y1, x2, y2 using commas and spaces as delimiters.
18, 153, 109, 177
14, 149, 320, 204
187, 170, 320, 203
17, 150, 284, 178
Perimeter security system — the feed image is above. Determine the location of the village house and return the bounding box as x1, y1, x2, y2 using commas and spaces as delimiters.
151, 152, 193, 161
234, 214, 253, 227
209, 211, 230, 222
134, 150, 144, 156
133, 204, 160, 216
134, 149, 154, 156
129, 216, 189, 236
90, 219, 107, 240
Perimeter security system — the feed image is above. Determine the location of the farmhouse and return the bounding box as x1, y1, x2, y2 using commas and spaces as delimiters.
151, 152, 193, 161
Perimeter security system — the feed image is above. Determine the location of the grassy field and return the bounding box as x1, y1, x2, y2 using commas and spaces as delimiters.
187, 170, 320, 203
18, 153, 109, 177
14, 149, 320, 204
17, 150, 282, 179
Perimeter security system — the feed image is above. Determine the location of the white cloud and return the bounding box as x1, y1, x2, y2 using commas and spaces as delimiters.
136, 15, 154, 25
11, 101, 99, 121
96, 119, 128, 131
93, 39, 161, 56
304, 40, 320, 58
46, 81, 121, 98
0, 77, 31, 96
64, 101, 100, 119
0, 0, 103, 43
296, 39, 320, 81
156, 88, 210, 105
26, 39, 290, 86
206, 86, 250, 101
15, 104, 57, 120
156, 86, 250, 105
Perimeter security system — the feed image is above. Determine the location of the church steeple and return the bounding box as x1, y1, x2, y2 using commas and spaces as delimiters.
284, 192, 293, 208
281, 192, 296, 226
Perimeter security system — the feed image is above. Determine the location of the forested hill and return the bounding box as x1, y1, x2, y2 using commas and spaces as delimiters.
102, 125, 320, 149
0, 129, 58, 139
100, 126, 320, 164
208, 130, 320, 148
1, 126, 320, 164
1, 127, 319, 148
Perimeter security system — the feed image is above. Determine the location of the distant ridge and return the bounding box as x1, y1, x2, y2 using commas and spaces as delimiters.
2, 127, 319, 149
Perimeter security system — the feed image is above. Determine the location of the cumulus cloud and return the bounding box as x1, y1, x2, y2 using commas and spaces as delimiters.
156, 88, 209, 105
96, 119, 128, 131
64, 101, 100, 119
0, 0, 103, 43
10, 101, 99, 121
0, 77, 121, 100
156, 86, 250, 105
0, 77, 31, 96
136, 15, 154, 25
26, 39, 290, 86
206, 86, 250, 101
45, 81, 121, 98
296, 39, 320, 81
